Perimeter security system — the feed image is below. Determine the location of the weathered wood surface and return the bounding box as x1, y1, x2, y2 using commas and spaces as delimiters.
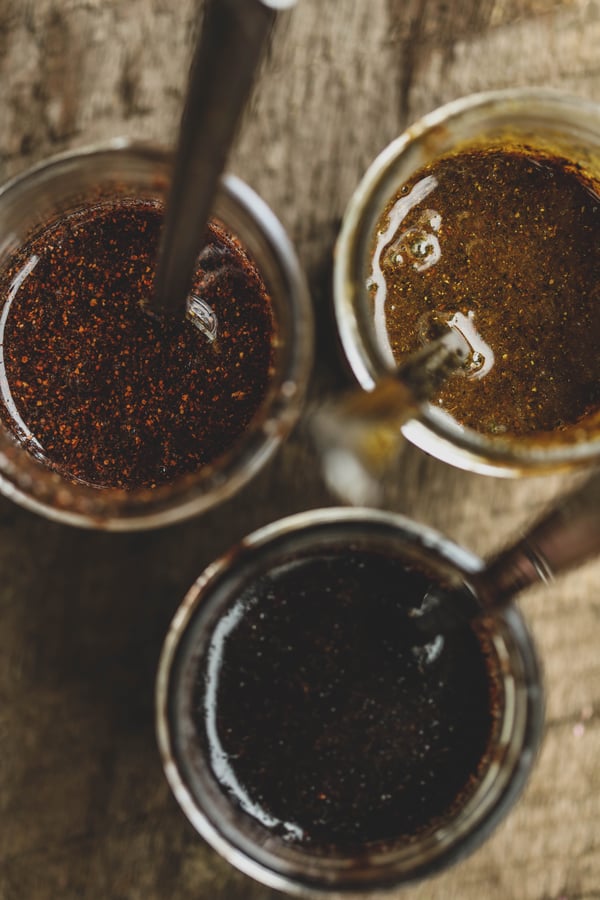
0, 1, 599, 898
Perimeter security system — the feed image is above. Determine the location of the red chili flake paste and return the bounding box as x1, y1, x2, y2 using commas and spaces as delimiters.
0, 199, 276, 489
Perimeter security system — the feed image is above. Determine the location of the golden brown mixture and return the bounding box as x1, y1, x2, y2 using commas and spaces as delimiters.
370, 146, 600, 439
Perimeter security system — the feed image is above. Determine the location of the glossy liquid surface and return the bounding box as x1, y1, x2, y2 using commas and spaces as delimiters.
0, 200, 275, 488
195, 548, 502, 850
370, 146, 600, 439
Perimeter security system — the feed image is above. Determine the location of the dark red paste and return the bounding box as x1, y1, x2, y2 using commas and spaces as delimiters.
0, 199, 275, 489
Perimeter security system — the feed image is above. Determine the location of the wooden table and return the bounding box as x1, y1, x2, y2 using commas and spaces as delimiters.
0, 1, 598, 898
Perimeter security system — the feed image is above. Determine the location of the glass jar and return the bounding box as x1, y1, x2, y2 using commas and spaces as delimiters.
0, 141, 313, 528
334, 88, 600, 476
156, 507, 543, 896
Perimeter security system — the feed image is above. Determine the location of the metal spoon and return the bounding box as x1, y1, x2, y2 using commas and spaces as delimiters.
310, 326, 471, 505
412, 470, 600, 638
151, 0, 295, 318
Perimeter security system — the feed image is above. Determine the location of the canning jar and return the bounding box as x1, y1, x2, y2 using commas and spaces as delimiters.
0, 141, 313, 528
156, 507, 543, 896
334, 89, 600, 476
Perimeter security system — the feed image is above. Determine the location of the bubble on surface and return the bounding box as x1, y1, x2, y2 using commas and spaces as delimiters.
369, 175, 439, 366
385, 226, 442, 272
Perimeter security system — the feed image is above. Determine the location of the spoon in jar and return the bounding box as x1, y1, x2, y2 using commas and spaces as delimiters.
411, 470, 600, 640
310, 318, 472, 505
151, 0, 295, 319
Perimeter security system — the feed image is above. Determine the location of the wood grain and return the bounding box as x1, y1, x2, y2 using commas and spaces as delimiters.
0, 1, 599, 898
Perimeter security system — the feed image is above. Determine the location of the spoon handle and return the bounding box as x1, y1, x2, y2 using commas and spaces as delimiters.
477, 471, 600, 609
310, 329, 470, 505
152, 0, 293, 318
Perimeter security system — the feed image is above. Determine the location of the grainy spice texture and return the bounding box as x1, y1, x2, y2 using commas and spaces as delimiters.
0, 199, 274, 488
0, 2, 599, 900
375, 145, 600, 438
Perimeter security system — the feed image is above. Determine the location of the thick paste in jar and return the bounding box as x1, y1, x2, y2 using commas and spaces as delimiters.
370, 145, 600, 438
194, 547, 503, 850
0, 199, 275, 489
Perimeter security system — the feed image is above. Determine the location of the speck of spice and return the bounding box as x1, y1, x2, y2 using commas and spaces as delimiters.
0, 199, 275, 489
